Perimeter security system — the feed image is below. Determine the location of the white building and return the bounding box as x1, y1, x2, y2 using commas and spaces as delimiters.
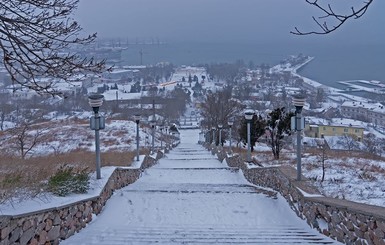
341, 101, 385, 126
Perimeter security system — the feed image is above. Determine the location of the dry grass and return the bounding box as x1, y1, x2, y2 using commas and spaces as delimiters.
304, 147, 385, 161
0, 149, 147, 202
0, 117, 153, 202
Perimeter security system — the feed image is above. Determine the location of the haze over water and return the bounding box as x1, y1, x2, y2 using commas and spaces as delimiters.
121, 41, 385, 90
76, 0, 385, 89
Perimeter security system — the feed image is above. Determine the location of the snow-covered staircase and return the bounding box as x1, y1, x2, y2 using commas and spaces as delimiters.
68, 225, 336, 244
61, 130, 339, 245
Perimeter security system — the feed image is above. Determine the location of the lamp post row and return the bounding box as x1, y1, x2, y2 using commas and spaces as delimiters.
88, 93, 172, 179
89, 93, 305, 181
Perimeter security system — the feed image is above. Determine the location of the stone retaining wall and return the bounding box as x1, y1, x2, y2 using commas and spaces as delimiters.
208, 144, 385, 245
0, 150, 164, 245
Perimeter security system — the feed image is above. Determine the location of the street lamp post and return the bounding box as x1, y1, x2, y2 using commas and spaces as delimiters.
88, 94, 105, 179
244, 109, 254, 162
160, 126, 163, 148
211, 126, 216, 145
218, 123, 223, 146
228, 119, 234, 154
293, 95, 306, 181
165, 126, 169, 148
134, 115, 140, 161
150, 121, 155, 152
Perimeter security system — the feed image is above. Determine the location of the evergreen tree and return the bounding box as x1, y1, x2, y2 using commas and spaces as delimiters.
239, 114, 266, 152
266, 107, 294, 159
193, 75, 199, 82
130, 81, 141, 93
188, 74, 193, 87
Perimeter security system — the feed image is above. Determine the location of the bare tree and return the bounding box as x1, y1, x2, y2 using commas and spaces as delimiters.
292, 0, 374, 35
0, 0, 107, 95
316, 139, 328, 183
10, 123, 42, 159
363, 133, 382, 157
338, 134, 360, 151
200, 88, 242, 130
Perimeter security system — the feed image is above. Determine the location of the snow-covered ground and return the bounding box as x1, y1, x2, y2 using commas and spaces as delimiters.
302, 154, 385, 206
0, 118, 156, 158
61, 129, 338, 244
252, 142, 385, 207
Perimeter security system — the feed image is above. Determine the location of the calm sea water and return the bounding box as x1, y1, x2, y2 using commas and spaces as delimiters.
121, 42, 385, 89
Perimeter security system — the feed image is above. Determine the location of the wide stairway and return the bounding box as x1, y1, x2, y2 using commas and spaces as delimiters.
61, 129, 339, 244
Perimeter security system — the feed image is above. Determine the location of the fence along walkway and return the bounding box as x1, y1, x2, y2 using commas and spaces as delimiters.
61, 129, 339, 244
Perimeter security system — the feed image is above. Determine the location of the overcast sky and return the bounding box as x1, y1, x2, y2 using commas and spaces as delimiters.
75, 0, 385, 45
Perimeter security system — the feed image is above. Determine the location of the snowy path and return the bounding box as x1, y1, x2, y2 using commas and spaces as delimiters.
61, 129, 339, 244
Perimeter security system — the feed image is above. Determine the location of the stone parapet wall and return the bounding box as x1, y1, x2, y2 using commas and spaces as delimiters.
206, 144, 385, 245
140, 153, 160, 170
0, 150, 163, 245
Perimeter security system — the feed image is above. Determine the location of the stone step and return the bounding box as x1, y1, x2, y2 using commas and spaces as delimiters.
65, 226, 337, 244
164, 158, 218, 161
123, 183, 271, 194
151, 167, 237, 170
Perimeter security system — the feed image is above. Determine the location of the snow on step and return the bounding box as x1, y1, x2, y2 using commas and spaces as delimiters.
64, 226, 336, 244
61, 129, 339, 245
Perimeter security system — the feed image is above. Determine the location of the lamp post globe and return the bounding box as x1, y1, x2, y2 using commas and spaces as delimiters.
244, 109, 254, 121
293, 95, 306, 113
134, 114, 140, 124
292, 94, 306, 181
88, 94, 104, 113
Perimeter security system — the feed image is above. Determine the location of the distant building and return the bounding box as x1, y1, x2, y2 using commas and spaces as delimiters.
102, 68, 133, 81
341, 101, 385, 126
305, 118, 364, 141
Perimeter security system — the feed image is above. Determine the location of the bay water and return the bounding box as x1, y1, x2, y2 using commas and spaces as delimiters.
121, 42, 385, 90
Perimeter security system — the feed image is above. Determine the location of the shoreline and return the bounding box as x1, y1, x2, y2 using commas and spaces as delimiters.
288, 56, 370, 103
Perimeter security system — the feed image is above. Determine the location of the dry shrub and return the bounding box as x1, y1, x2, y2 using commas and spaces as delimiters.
104, 138, 119, 147
231, 147, 246, 155
276, 152, 294, 162
0, 149, 138, 201
71, 118, 88, 125
305, 163, 319, 171
358, 170, 377, 181
101, 151, 137, 166
111, 131, 126, 137
364, 164, 385, 175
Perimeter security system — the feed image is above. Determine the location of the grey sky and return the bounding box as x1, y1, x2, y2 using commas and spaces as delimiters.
75, 0, 385, 44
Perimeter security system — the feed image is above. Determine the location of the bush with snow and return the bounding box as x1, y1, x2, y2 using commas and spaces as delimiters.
48, 165, 89, 196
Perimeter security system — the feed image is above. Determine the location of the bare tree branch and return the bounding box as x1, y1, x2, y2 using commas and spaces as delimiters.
0, 0, 109, 95
10, 123, 41, 159
292, 0, 374, 35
